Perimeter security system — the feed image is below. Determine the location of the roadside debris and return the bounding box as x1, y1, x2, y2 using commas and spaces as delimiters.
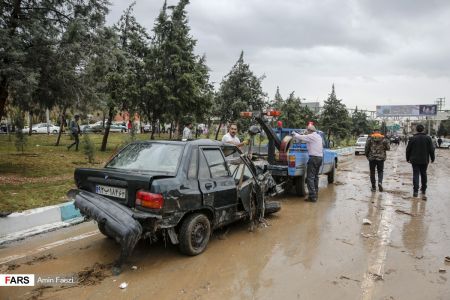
361, 233, 376, 238
444, 256, 450, 263
439, 268, 446, 273
395, 209, 417, 217
119, 282, 128, 289
339, 275, 361, 283
369, 272, 384, 281
362, 219, 372, 225
131, 266, 138, 270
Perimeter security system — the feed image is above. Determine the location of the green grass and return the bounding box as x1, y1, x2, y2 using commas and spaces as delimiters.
0, 132, 166, 212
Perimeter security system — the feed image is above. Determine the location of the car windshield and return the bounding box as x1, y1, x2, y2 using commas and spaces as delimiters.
357, 137, 367, 143
106, 143, 184, 174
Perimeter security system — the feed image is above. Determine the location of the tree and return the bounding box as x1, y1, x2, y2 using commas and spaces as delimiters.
351, 107, 369, 136
277, 92, 318, 128
437, 119, 450, 137
320, 84, 351, 142
215, 51, 266, 139
0, 0, 109, 122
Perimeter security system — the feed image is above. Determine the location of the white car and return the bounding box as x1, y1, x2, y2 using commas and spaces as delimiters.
22, 123, 60, 134
354, 136, 368, 155
440, 139, 450, 149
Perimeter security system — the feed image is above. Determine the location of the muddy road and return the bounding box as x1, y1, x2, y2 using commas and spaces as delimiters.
1, 145, 450, 300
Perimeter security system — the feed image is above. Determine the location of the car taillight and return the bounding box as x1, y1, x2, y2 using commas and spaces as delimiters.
136, 190, 164, 209
288, 155, 296, 167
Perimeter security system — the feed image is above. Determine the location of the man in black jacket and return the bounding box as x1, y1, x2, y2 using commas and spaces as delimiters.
406, 124, 435, 199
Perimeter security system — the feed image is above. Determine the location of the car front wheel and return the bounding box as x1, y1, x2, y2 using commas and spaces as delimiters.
179, 213, 211, 256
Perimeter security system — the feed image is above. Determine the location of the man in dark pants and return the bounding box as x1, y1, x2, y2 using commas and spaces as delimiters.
67, 115, 81, 151
365, 128, 390, 192
292, 124, 323, 202
406, 124, 435, 200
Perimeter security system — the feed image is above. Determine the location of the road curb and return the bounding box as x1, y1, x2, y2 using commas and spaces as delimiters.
0, 201, 83, 245
333, 146, 354, 163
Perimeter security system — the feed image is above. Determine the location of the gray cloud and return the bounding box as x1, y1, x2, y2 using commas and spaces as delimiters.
106, 0, 450, 110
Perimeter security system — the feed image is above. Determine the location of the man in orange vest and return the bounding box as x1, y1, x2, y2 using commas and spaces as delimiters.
365, 128, 390, 192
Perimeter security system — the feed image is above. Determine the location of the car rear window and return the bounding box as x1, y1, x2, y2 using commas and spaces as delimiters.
106, 143, 184, 174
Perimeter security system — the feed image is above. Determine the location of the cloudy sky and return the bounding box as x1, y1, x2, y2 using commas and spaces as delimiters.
106, 0, 450, 111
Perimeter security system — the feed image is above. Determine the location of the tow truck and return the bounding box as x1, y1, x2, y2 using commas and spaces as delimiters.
241, 110, 338, 196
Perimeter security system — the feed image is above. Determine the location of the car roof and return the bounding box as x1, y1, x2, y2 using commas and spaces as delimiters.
130, 139, 230, 147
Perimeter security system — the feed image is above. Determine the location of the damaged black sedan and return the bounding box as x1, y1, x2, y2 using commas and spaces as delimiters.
68, 139, 281, 272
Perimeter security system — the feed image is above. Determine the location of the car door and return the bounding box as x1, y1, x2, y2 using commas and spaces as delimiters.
198, 147, 238, 215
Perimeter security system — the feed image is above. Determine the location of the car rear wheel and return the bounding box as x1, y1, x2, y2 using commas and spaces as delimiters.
295, 175, 306, 197
179, 213, 211, 256
328, 163, 335, 183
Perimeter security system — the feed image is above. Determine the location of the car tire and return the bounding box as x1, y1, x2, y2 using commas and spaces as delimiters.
32, 130, 37, 134
355, 151, 358, 155
179, 213, 211, 256
52, 130, 57, 133
295, 175, 306, 197
328, 163, 335, 183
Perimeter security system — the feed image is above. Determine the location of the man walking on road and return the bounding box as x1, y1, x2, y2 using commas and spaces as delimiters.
67, 115, 81, 151
406, 124, 435, 200
365, 128, 390, 192
292, 124, 323, 202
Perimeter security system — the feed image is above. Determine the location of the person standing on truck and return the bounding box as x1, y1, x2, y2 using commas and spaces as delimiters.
406, 124, 435, 200
222, 123, 246, 148
365, 128, 390, 192
67, 115, 81, 151
291, 124, 323, 202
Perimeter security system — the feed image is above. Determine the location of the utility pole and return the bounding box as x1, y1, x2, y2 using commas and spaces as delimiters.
436, 97, 445, 111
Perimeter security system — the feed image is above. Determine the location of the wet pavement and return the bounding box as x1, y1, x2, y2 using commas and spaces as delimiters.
1, 144, 449, 299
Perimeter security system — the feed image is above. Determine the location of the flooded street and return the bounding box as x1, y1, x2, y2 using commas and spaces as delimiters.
1, 145, 450, 300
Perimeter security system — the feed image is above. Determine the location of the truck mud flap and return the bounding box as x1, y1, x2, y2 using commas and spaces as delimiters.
68, 189, 143, 273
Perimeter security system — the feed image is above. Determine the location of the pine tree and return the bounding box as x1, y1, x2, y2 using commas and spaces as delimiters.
320, 84, 351, 143
215, 51, 266, 138
351, 106, 369, 136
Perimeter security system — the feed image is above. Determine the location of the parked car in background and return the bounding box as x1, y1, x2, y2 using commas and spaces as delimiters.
354, 135, 368, 155
82, 124, 104, 133
143, 123, 151, 133
390, 135, 400, 145
22, 123, 60, 134
109, 124, 127, 133
440, 139, 450, 149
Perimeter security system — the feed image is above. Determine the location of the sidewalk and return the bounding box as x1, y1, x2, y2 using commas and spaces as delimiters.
0, 201, 83, 245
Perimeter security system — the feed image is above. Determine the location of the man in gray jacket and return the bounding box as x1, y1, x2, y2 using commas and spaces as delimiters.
67, 115, 81, 151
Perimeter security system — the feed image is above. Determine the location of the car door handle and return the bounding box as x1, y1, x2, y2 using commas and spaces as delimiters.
205, 182, 213, 189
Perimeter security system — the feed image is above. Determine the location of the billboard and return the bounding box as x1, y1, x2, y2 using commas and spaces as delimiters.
376, 105, 437, 117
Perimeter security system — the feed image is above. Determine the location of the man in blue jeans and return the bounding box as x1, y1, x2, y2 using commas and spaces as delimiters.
292, 124, 323, 202
406, 124, 435, 200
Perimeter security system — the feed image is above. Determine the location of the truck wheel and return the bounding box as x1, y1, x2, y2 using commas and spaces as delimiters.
295, 175, 306, 197
179, 213, 211, 256
328, 163, 335, 183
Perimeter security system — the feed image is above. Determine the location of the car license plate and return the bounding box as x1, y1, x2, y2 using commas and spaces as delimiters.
95, 185, 126, 199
